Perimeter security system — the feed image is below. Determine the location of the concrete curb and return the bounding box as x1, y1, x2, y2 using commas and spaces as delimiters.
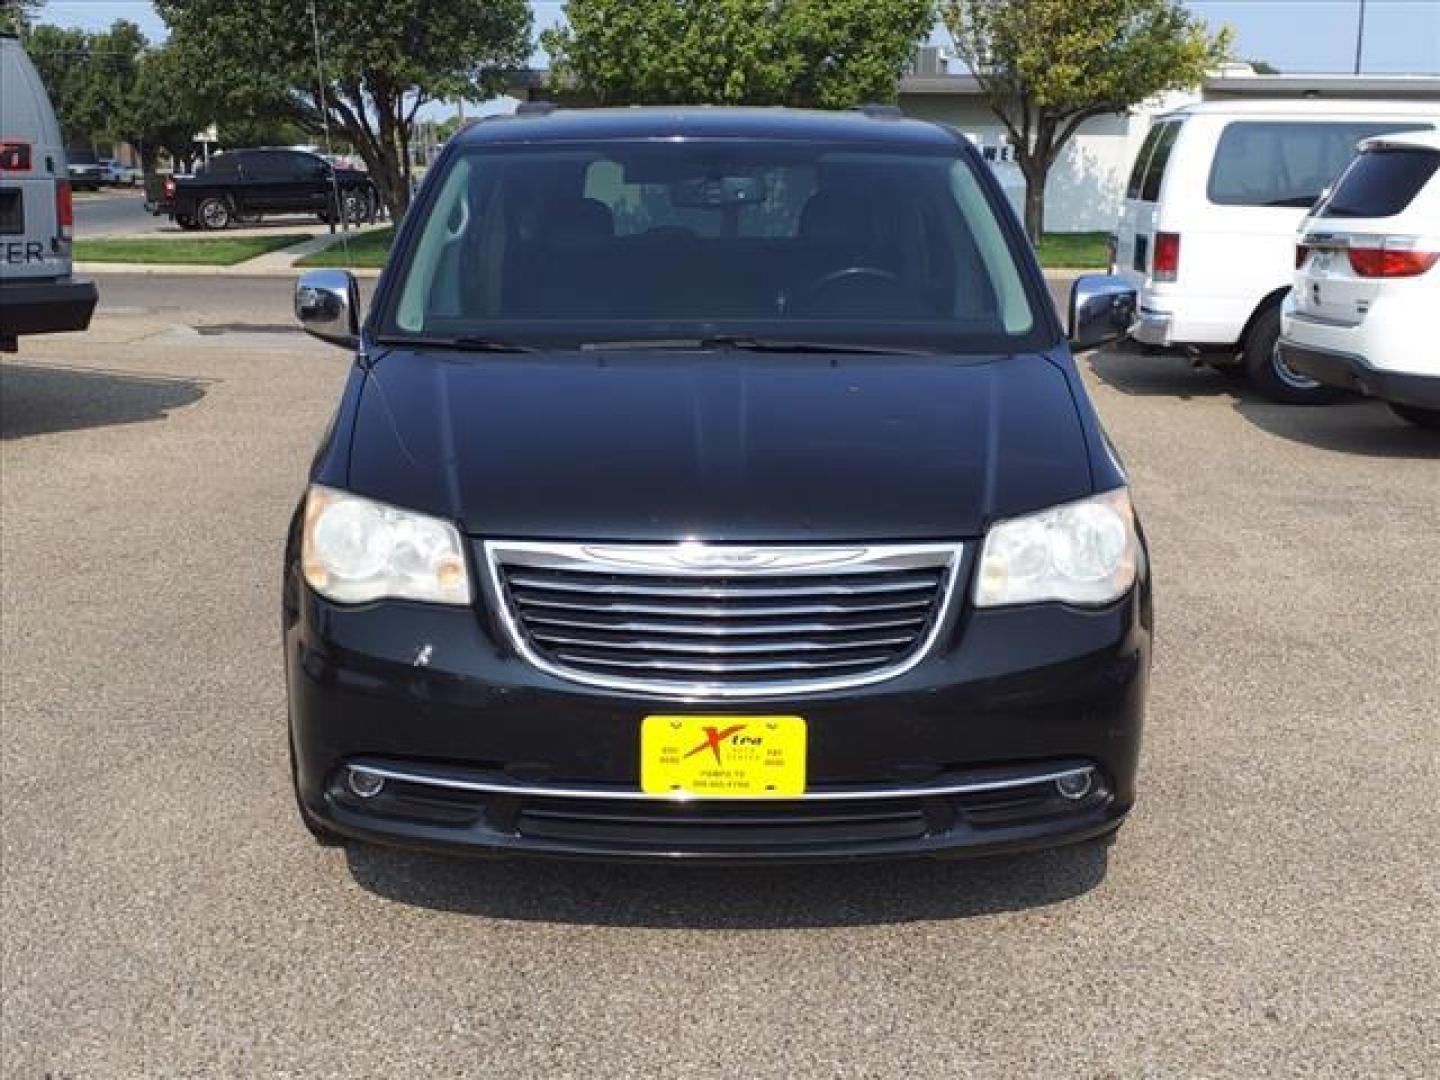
75, 261, 383, 278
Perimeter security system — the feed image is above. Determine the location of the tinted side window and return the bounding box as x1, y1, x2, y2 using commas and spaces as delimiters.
1140, 121, 1180, 202
208, 155, 240, 177
1126, 124, 1164, 200
1318, 148, 1439, 218
1207, 121, 1433, 207
289, 152, 327, 179
245, 152, 287, 179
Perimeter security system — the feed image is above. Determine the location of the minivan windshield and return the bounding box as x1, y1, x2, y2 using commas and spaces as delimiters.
381, 141, 1041, 352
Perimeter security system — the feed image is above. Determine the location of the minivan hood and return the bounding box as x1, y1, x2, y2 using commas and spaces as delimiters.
346, 348, 1093, 542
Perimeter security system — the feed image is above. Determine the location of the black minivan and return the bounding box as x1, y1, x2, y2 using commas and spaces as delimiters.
285, 107, 1148, 862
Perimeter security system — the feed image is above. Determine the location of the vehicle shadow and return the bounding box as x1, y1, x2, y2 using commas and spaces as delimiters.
1086, 347, 1440, 460
0, 361, 208, 439
343, 838, 1111, 929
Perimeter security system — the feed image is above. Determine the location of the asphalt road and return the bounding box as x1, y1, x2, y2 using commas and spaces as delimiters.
2, 273, 1438, 1078
72, 190, 156, 237
73, 191, 338, 239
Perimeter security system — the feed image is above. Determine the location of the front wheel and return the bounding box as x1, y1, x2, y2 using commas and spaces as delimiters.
1389, 403, 1440, 430
197, 196, 232, 231
1243, 306, 1342, 404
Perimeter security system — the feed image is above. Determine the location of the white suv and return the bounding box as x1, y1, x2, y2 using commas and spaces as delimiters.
1280, 131, 1440, 429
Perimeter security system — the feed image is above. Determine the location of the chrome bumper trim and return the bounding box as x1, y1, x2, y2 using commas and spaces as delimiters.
346, 760, 1099, 804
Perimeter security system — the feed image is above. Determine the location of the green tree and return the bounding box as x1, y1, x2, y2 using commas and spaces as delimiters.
542, 0, 933, 108
0, 0, 42, 35
942, 0, 1232, 239
124, 44, 214, 171
24, 20, 149, 150
23, 25, 97, 145
155, 0, 532, 219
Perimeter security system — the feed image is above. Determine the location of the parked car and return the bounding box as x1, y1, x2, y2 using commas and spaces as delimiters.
159, 148, 375, 230
0, 31, 97, 352
99, 159, 139, 186
65, 146, 104, 191
1113, 100, 1439, 402
284, 106, 1152, 862
1280, 131, 1440, 429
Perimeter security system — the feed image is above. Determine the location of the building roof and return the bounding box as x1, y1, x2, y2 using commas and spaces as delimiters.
458, 106, 962, 147
899, 70, 1440, 103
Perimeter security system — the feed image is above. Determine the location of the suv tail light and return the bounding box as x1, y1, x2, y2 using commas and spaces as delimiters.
55, 178, 73, 240
1152, 231, 1180, 282
1347, 246, 1439, 278
164, 176, 175, 197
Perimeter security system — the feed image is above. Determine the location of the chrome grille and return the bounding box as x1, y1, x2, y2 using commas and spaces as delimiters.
483, 542, 963, 698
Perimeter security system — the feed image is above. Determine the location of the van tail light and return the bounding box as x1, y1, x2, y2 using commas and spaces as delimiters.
1295, 244, 1308, 269
55, 179, 74, 240
1347, 246, 1439, 278
1152, 231, 1180, 282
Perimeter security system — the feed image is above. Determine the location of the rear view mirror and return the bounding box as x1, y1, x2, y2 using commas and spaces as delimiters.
295, 269, 360, 349
1068, 274, 1136, 351
671, 176, 766, 209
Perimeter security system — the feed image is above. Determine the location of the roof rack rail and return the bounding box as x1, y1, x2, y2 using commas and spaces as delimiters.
853, 104, 904, 120
515, 101, 558, 117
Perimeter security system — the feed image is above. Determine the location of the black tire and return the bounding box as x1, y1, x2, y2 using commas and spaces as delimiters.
1243, 305, 1342, 404
197, 196, 232, 231
1389, 403, 1440, 430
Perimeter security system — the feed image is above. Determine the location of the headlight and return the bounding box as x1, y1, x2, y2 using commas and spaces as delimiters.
301, 486, 471, 605
974, 488, 1140, 608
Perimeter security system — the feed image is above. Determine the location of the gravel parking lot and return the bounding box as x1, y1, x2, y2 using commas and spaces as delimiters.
3, 274, 1437, 1078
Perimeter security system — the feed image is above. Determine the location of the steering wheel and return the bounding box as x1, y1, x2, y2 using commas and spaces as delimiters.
799, 266, 901, 300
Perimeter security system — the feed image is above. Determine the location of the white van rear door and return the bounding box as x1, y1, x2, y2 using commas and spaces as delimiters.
1116, 119, 1181, 284
1, 38, 69, 284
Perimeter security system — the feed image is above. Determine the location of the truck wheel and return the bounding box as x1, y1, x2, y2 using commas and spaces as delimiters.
1389, 403, 1439, 430
197, 197, 232, 230
1243, 305, 1341, 405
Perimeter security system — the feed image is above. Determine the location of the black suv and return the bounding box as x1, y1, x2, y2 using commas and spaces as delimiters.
162, 148, 375, 230
284, 107, 1149, 862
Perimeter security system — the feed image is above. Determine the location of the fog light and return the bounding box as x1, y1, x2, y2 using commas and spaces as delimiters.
347, 768, 385, 799
1055, 770, 1094, 801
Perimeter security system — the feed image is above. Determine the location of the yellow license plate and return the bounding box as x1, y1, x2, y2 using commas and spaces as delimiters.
641, 715, 806, 798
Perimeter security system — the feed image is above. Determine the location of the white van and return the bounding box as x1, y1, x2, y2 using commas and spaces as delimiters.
0, 30, 97, 352
1114, 100, 1439, 402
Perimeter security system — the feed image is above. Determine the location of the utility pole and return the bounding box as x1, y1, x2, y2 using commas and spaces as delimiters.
1354, 0, 1367, 75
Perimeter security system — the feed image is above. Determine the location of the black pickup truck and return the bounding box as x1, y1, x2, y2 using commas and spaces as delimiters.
151, 148, 377, 230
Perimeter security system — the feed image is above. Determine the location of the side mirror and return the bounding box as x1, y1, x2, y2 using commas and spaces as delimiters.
295, 269, 360, 349
1068, 274, 1137, 352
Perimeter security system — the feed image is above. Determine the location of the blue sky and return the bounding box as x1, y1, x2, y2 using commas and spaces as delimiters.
35, 0, 1440, 75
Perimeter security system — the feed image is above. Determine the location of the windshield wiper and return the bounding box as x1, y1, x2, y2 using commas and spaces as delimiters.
581, 335, 940, 356
373, 333, 535, 353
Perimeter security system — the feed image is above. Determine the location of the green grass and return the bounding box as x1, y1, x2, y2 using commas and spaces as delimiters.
1034, 231, 1111, 269
72, 234, 313, 266
296, 227, 394, 269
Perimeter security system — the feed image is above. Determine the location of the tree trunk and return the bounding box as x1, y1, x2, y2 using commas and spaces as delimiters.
1022, 170, 1045, 243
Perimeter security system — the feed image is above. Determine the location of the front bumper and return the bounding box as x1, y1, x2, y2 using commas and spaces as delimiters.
285, 554, 1151, 863
1278, 340, 1440, 410
0, 277, 98, 338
